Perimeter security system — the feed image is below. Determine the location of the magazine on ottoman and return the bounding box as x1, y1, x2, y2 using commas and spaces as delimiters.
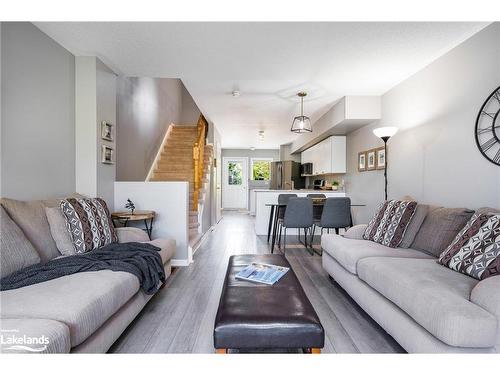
235, 262, 289, 285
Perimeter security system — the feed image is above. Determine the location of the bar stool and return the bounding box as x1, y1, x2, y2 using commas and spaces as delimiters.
280, 197, 314, 255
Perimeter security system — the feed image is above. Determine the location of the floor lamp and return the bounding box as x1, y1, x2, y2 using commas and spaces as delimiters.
373, 127, 398, 201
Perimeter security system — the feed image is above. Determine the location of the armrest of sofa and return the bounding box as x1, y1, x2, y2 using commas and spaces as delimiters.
343, 224, 368, 240
116, 228, 175, 265
471, 276, 500, 322
116, 227, 149, 243
145, 238, 176, 264
0, 318, 71, 354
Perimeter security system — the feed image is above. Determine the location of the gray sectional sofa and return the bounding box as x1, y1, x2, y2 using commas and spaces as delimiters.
322, 205, 500, 353
0, 197, 176, 353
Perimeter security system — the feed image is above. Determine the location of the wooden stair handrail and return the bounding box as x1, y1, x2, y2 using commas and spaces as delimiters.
192, 115, 209, 211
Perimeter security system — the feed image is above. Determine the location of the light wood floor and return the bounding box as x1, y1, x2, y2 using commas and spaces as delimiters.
109, 211, 405, 353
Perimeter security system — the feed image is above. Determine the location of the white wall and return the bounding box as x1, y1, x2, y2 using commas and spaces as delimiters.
114, 182, 190, 266
346, 23, 500, 224
1, 22, 76, 200
116, 77, 200, 181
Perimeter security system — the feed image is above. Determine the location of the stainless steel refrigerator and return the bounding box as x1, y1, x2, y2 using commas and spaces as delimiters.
270, 161, 304, 190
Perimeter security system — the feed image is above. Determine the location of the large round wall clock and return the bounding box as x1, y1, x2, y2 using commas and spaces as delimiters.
475, 85, 500, 166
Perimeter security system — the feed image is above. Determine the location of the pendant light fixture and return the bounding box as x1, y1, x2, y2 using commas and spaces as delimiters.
291, 92, 312, 133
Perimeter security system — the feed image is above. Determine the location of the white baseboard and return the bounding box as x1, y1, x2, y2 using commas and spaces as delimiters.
191, 225, 214, 255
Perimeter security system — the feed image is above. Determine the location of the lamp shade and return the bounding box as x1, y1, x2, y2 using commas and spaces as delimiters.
291, 115, 312, 133
373, 127, 398, 139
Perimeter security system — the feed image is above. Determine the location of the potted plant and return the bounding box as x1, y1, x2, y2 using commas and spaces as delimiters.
331, 181, 339, 191
125, 199, 135, 215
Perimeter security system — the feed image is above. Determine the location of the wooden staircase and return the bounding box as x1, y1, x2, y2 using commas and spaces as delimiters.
149, 116, 212, 243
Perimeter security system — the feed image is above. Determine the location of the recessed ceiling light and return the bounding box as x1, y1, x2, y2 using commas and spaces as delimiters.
232, 90, 240, 97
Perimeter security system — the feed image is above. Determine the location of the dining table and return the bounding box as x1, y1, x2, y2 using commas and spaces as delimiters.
265, 199, 366, 252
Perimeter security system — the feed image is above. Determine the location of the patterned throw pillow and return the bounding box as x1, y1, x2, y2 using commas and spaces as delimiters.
363, 200, 418, 248
60, 198, 118, 254
438, 212, 500, 280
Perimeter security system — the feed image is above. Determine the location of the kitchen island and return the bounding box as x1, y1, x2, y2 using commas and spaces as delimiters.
254, 189, 347, 235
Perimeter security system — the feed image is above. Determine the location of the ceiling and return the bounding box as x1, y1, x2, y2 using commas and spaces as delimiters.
35, 22, 488, 149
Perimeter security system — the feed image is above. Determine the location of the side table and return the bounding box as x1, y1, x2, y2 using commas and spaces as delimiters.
111, 210, 155, 240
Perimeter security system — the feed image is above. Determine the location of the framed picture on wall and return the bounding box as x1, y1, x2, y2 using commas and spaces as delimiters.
101, 121, 114, 142
101, 145, 114, 164
358, 152, 366, 172
367, 149, 376, 170
376, 147, 386, 170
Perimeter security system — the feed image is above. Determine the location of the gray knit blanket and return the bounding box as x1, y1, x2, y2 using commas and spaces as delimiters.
0, 242, 165, 294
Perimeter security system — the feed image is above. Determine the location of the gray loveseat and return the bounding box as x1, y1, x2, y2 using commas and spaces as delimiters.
0, 196, 176, 353
322, 205, 500, 353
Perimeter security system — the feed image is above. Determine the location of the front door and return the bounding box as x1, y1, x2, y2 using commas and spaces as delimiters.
222, 157, 248, 209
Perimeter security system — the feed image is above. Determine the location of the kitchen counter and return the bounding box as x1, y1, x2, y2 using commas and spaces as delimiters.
254, 189, 347, 235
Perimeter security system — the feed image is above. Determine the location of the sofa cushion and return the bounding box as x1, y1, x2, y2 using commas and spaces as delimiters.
0, 318, 71, 353
60, 198, 118, 254
399, 204, 429, 248
0, 270, 140, 347
45, 206, 76, 256
438, 212, 500, 280
0, 198, 61, 262
363, 200, 417, 248
0, 206, 40, 278
357, 258, 498, 348
321, 234, 432, 275
411, 207, 474, 257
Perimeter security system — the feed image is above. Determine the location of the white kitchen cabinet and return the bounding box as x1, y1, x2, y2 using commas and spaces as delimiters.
330, 136, 347, 173
300, 147, 313, 165
300, 136, 346, 175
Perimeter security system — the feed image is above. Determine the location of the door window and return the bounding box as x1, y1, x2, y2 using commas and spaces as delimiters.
228, 162, 243, 185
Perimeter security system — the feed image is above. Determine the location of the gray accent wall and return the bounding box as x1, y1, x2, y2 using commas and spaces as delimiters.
1, 22, 75, 200
74, 56, 117, 209
116, 77, 200, 181
96, 59, 117, 208
346, 23, 500, 224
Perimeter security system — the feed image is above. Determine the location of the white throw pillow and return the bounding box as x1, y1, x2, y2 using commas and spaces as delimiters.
343, 224, 368, 240
45, 206, 76, 256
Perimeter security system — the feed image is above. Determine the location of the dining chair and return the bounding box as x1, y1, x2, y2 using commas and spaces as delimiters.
307, 193, 326, 224
313, 198, 352, 246
279, 197, 314, 255
272, 194, 297, 253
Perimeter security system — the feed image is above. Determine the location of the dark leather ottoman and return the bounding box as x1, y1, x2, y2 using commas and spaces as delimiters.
214, 254, 324, 353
